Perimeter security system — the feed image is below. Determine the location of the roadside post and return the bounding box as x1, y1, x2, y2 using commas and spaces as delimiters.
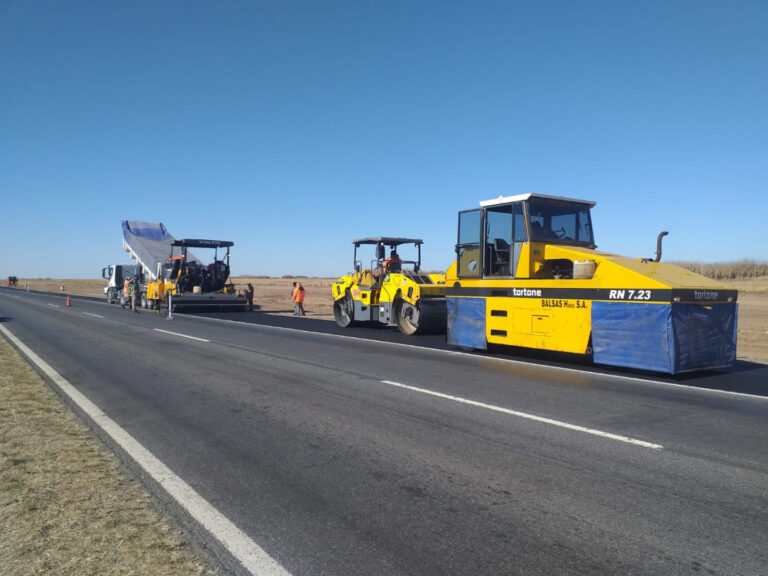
167, 292, 173, 320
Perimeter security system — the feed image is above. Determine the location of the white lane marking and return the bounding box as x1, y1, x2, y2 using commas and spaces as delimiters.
139, 314, 768, 402
284, 325, 768, 402
83, 312, 104, 318
48, 303, 61, 308
153, 328, 210, 343
0, 324, 291, 576
381, 379, 664, 450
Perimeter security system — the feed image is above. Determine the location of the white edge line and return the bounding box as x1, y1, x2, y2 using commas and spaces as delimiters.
381, 379, 664, 450
0, 324, 291, 576
190, 314, 768, 402
154, 328, 210, 342
82, 312, 104, 318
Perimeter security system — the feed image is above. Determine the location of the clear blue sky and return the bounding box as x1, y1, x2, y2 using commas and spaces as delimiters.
1, 1, 766, 279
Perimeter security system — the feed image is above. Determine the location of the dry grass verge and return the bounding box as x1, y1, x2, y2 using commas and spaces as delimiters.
0, 337, 218, 576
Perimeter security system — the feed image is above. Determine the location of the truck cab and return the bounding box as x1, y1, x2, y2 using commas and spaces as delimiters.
102, 264, 140, 304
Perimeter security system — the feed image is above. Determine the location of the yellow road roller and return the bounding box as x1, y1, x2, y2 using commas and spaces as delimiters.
332, 237, 446, 335
446, 194, 738, 374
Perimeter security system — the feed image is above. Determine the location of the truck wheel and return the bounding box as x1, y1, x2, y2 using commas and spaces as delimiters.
334, 292, 356, 328
106, 288, 115, 304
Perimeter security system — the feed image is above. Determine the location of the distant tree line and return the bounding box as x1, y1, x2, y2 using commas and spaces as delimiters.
673, 259, 768, 279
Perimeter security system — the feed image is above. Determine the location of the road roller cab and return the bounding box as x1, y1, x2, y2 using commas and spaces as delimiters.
332, 237, 447, 335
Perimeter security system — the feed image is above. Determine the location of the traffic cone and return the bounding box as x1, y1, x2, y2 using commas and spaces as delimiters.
66, 294, 71, 307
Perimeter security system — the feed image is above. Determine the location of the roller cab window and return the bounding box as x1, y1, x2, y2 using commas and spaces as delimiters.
456, 209, 482, 278
484, 202, 525, 277
527, 198, 595, 247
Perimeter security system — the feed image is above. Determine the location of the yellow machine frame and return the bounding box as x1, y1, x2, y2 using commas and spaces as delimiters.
446, 194, 738, 373
143, 240, 242, 310
332, 237, 446, 335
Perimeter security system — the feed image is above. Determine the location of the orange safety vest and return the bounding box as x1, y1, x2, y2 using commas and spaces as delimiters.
293, 285, 305, 303
383, 255, 401, 273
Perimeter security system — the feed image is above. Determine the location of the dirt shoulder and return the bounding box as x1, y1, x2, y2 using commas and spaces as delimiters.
719, 277, 768, 365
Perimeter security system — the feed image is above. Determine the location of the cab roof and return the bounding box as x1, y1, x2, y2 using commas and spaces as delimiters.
479, 193, 596, 208
352, 237, 423, 246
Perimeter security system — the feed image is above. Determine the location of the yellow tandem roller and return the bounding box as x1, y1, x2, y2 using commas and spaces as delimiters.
332, 237, 446, 335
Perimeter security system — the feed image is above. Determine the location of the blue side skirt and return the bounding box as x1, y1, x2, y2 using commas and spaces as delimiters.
447, 297, 487, 349
591, 302, 738, 374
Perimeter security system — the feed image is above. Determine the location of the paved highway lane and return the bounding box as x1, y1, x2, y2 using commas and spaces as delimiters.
2, 290, 767, 575
193, 306, 768, 399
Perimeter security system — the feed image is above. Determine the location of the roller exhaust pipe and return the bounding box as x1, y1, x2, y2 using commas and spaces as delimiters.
655, 231, 669, 262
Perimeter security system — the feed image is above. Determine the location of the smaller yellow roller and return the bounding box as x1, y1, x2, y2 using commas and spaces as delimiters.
332, 237, 446, 335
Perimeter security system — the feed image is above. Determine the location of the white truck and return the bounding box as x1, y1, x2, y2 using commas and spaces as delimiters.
101, 264, 140, 305
102, 222, 175, 307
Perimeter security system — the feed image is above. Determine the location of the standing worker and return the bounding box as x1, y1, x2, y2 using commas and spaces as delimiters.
292, 282, 306, 316
122, 277, 131, 309
130, 275, 140, 313
156, 277, 165, 314
246, 282, 254, 312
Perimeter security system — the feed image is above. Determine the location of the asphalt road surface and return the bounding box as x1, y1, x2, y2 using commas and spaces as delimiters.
2, 289, 767, 576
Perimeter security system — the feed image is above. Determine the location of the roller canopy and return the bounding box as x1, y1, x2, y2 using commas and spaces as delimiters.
353, 237, 423, 246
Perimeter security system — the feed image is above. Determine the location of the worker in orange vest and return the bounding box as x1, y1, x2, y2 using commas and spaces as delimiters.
292, 282, 306, 316
382, 249, 402, 275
